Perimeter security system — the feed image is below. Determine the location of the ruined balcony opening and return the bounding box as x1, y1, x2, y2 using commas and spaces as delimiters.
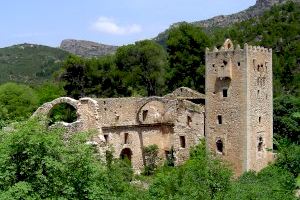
216, 139, 224, 154
124, 133, 129, 144
49, 103, 77, 126
217, 115, 222, 124
223, 89, 228, 97
218, 59, 232, 79
120, 148, 132, 162
187, 116, 192, 127
180, 136, 186, 148
142, 110, 148, 121
258, 137, 263, 152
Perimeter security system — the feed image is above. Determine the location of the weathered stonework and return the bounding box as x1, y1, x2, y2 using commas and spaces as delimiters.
205, 39, 273, 176
34, 88, 205, 174
34, 39, 273, 175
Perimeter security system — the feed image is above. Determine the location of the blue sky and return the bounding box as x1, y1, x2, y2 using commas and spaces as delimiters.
0, 0, 255, 47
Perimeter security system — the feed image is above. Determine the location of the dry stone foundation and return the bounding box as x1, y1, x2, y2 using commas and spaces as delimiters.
34, 39, 273, 175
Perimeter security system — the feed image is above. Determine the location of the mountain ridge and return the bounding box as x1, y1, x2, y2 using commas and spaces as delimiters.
60, 39, 118, 58
154, 0, 300, 44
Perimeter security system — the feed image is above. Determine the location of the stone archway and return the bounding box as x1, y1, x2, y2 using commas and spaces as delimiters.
120, 148, 133, 161
33, 97, 79, 118
48, 103, 77, 125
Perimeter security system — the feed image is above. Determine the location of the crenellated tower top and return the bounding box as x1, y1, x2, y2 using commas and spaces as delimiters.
206, 39, 272, 54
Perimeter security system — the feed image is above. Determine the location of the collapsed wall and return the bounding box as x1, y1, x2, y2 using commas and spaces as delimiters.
33, 88, 205, 173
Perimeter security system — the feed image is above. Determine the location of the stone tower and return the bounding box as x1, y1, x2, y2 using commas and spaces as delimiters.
205, 39, 273, 175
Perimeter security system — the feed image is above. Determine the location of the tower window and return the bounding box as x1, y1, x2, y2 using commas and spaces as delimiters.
257, 90, 260, 98
259, 116, 261, 123
223, 89, 228, 97
238, 62, 241, 66
124, 133, 129, 144
180, 136, 186, 148
216, 139, 223, 153
217, 115, 222, 124
258, 137, 263, 151
142, 110, 148, 121
187, 116, 192, 127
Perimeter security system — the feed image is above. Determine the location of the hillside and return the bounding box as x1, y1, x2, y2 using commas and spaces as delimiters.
60, 39, 118, 57
0, 44, 69, 84
154, 0, 300, 45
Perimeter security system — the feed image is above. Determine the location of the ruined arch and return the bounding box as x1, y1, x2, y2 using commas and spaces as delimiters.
137, 98, 166, 124
33, 97, 79, 123
49, 103, 77, 125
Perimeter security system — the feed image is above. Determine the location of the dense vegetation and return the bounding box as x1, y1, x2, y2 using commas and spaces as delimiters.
0, 121, 298, 199
0, 44, 69, 84
0, 1, 299, 199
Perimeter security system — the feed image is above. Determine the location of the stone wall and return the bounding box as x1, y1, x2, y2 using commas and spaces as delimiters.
246, 45, 273, 171
33, 93, 205, 173
205, 39, 273, 176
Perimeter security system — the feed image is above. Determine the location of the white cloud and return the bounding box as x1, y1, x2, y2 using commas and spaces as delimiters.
91, 17, 142, 35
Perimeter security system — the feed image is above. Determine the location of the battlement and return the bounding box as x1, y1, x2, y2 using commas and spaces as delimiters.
206, 39, 272, 54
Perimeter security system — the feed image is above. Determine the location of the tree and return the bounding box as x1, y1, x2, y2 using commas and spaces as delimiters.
35, 81, 66, 104
143, 144, 159, 175
224, 167, 296, 200
166, 22, 211, 93
115, 40, 168, 96
273, 95, 300, 144
148, 140, 232, 199
0, 82, 38, 122
0, 119, 144, 199
58, 55, 88, 99
58, 55, 130, 99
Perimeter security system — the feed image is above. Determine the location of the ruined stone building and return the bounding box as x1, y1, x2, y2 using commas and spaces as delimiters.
34, 39, 273, 175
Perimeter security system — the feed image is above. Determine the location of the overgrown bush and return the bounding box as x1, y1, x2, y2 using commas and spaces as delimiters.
143, 144, 160, 175
148, 140, 232, 199
0, 119, 142, 199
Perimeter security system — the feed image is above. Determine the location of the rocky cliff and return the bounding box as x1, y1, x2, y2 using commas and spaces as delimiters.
193, 0, 299, 29
154, 0, 300, 44
60, 39, 118, 58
